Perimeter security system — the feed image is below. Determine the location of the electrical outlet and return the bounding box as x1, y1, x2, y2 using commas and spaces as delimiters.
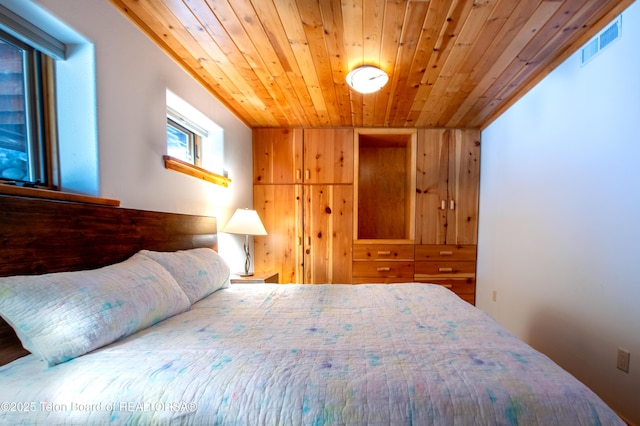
617, 348, 630, 373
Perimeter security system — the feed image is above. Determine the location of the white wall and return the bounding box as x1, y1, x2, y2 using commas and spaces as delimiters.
478, 2, 640, 423
12, 0, 253, 272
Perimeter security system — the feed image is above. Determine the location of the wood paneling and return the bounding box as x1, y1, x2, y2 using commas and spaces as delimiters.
354, 128, 416, 241
109, 0, 632, 129
358, 142, 407, 239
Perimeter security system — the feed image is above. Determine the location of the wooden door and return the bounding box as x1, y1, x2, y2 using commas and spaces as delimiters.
253, 184, 304, 283
415, 129, 480, 245
303, 184, 353, 283
303, 129, 354, 184
447, 129, 480, 245
416, 129, 449, 244
253, 128, 303, 184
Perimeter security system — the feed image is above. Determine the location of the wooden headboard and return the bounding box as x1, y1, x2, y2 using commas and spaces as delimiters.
0, 194, 218, 365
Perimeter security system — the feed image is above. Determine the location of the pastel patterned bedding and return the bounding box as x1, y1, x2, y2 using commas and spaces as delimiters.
0, 284, 622, 425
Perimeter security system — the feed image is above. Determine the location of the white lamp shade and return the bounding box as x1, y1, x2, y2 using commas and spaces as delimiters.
346, 65, 389, 94
222, 209, 267, 236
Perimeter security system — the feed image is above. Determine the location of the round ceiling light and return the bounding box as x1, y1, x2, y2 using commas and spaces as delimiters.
346, 65, 389, 94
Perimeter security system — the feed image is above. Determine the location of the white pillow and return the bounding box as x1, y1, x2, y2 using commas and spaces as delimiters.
138, 248, 230, 304
0, 253, 190, 366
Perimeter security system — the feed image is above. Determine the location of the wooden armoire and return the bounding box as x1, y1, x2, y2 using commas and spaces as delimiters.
252, 127, 480, 304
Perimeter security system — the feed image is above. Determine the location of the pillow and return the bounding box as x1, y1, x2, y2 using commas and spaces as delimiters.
138, 247, 230, 304
0, 253, 190, 366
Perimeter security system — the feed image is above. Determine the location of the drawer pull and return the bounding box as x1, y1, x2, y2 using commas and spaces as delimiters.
439, 251, 453, 256
305, 169, 311, 180
441, 200, 446, 210
438, 267, 453, 272
296, 169, 301, 180
376, 267, 391, 272
450, 199, 455, 210
377, 250, 391, 256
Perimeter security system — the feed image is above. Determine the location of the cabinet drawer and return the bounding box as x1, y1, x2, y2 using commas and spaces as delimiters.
414, 278, 475, 294
352, 277, 415, 284
415, 245, 476, 261
353, 244, 414, 261
414, 278, 476, 305
414, 261, 475, 278
352, 261, 414, 278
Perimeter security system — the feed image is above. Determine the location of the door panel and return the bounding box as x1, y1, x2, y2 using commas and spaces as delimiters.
253, 184, 303, 283
416, 129, 449, 245
447, 129, 480, 245
303, 129, 354, 184
253, 128, 303, 184
303, 184, 353, 283
415, 129, 480, 245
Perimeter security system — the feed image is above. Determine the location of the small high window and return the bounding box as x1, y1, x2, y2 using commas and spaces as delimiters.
164, 90, 229, 187
167, 117, 201, 166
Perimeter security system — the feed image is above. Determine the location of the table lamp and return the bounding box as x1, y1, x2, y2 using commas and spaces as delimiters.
222, 208, 267, 276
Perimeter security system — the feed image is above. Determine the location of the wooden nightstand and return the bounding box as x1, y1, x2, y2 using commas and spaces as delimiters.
230, 271, 279, 284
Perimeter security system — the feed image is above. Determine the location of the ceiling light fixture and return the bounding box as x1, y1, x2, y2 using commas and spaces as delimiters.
346, 65, 389, 94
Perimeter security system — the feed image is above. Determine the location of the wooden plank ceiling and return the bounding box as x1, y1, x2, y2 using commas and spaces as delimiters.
109, 0, 631, 129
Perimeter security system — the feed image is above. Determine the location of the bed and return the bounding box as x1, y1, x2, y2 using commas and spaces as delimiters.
0, 195, 624, 425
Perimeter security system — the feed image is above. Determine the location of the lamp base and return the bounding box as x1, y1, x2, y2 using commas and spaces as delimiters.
238, 272, 254, 277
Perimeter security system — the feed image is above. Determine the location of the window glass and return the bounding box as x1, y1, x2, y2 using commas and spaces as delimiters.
167, 119, 194, 163
0, 35, 35, 183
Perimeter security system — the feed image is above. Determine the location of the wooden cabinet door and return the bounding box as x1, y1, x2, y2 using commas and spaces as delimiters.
447, 129, 480, 245
253, 128, 303, 184
416, 129, 449, 244
416, 129, 480, 245
253, 184, 304, 283
303, 129, 354, 184
303, 184, 353, 283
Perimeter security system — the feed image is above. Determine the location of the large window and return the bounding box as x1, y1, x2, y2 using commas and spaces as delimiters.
0, 28, 55, 186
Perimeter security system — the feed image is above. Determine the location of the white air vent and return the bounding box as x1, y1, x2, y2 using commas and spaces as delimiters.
581, 15, 622, 66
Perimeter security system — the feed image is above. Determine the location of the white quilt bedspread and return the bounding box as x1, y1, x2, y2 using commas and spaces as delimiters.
0, 283, 623, 425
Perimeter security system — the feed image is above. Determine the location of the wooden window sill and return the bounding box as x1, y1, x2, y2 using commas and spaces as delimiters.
0, 184, 120, 206
163, 155, 231, 187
